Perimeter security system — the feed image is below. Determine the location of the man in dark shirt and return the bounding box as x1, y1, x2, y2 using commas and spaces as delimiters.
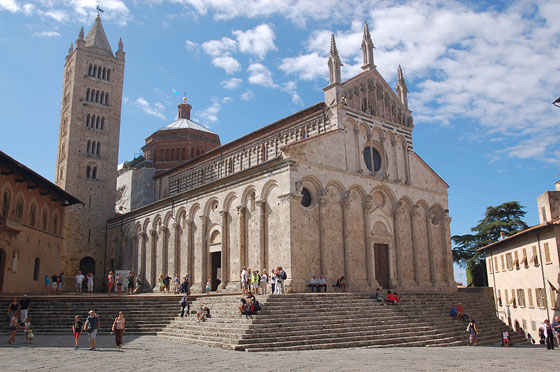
163, 275, 171, 293
19, 295, 30, 322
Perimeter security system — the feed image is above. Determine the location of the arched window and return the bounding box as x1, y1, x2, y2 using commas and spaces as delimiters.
106, 69, 110, 81
53, 214, 59, 235
96, 116, 100, 129
2, 189, 10, 217
92, 167, 97, 179
86, 166, 91, 178
102, 67, 106, 80
171, 149, 175, 161
29, 204, 36, 226
97, 66, 101, 78
95, 90, 99, 103
93, 65, 97, 77
86, 88, 90, 101
96, 143, 100, 156
41, 209, 48, 230
15, 198, 24, 220
86, 140, 91, 154
33, 258, 40, 281
88, 64, 92, 76
86, 113, 90, 127
100, 117, 104, 130
100, 92, 104, 105
105, 93, 109, 106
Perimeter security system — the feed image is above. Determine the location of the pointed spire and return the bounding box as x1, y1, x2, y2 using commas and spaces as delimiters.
84, 15, 114, 57
68, 42, 74, 54
327, 33, 343, 86
78, 27, 84, 40
396, 65, 408, 109
361, 21, 375, 71
118, 37, 124, 52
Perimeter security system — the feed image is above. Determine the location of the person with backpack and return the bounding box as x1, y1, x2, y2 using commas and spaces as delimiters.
83, 310, 100, 350
467, 320, 478, 346
180, 293, 189, 317
274, 267, 286, 294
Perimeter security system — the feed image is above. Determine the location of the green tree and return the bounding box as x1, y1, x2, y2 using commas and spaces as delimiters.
452, 201, 528, 286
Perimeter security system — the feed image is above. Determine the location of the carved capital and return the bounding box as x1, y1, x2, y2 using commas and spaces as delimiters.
236, 205, 246, 214
278, 193, 301, 204
363, 200, 373, 212
219, 210, 228, 218
172, 222, 178, 229
149, 229, 156, 236
340, 198, 351, 208
256, 199, 266, 209
413, 204, 424, 219
318, 195, 328, 207
185, 218, 193, 227
295, 181, 304, 194
160, 225, 168, 233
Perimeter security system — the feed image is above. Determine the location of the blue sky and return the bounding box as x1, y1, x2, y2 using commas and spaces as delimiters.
1, 0, 559, 283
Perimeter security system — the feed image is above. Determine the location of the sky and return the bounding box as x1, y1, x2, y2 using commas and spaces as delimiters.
1, 0, 559, 283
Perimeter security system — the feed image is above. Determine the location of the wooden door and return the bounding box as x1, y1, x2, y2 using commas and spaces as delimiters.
374, 244, 390, 289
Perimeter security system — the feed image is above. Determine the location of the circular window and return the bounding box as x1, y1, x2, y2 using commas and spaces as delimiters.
363, 146, 381, 173
301, 187, 312, 208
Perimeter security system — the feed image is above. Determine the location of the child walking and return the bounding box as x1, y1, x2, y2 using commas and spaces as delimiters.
24, 317, 32, 343
72, 315, 82, 349
206, 279, 212, 295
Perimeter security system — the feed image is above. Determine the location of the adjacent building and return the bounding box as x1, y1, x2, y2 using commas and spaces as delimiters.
480, 181, 560, 334
0, 151, 81, 293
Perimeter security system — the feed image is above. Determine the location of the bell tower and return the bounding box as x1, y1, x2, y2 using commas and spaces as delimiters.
55, 15, 125, 290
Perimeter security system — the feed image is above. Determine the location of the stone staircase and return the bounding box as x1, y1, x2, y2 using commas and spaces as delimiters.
159, 290, 525, 351
1, 295, 182, 335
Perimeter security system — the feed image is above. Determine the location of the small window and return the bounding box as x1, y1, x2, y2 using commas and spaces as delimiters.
33, 258, 40, 281
41, 209, 48, 230
363, 146, 381, 173
2, 189, 11, 217
92, 167, 97, 179
544, 243, 551, 263
301, 187, 312, 208
53, 214, 59, 235
29, 204, 36, 226
527, 288, 534, 307
107, 69, 111, 81
86, 166, 91, 178
15, 198, 24, 220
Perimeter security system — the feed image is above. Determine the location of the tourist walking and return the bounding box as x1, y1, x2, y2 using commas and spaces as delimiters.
164, 274, 172, 293
270, 269, 276, 294
112, 311, 125, 351
8, 311, 22, 344
83, 310, 100, 350
206, 278, 212, 294
173, 274, 180, 294
44, 275, 50, 294
180, 293, 189, 317
551, 316, 560, 347
467, 320, 478, 346
87, 272, 94, 294
24, 317, 32, 343
260, 270, 268, 295
127, 272, 134, 294
75, 271, 85, 295
72, 315, 82, 349
107, 271, 114, 295
19, 294, 30, 322
7, 297, 18, 322
540, 319, 555, 350
116, 273, 123, 296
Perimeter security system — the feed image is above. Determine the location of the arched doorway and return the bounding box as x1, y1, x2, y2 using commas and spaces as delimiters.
0, 249, 6, 292
209, 230, 221, 291
79, 256, 96, 290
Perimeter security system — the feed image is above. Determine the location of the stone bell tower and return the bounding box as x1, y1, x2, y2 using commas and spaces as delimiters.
55, 15, 125, 290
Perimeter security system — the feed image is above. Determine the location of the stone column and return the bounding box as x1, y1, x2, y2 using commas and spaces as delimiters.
363, 198, 374, 288
340, 195, 351, 282
172, 222, 180, 276
237, 205, 247, 269
353, 126, 362, 173
256, 199, 267, 271
200, 215, 208, 290
150, 229, 157, 289
185, 218, 194, 281
318, 195, 327, 276
411, 205, 420, 286
139, 232, 146, 287
160, 225, 168, 276
403, 141, 411, 184
392, 203, 403, 286
219, 210, 229, 289
391, 139, 399, 182
443, 211, 454, 285
426, 207, 436, 284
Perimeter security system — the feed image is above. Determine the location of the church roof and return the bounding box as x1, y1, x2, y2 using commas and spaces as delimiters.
158, 118, 216, 134
84, 15, 114, 57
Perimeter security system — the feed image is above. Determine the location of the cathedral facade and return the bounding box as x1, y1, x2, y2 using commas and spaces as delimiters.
105, 23, 455, 293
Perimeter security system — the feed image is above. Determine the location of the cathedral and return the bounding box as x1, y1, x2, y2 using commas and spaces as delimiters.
56, 18, 455, 293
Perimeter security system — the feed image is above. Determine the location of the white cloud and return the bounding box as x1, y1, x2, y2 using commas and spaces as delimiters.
0, 0, 20, 13
43, 9, 68, 22
201, 37, 237, 57
240, 89, 255, 102
220, 78, 242, 90
185, 40, 197, 51
281, 81, 303, 105
32, 31, 61, 37
279, 52, 326, 81
247, 63, 277, 88
134, 98, 166, 120
196, 96, 231, 124
233, 23, 276, 59
22, 3, 34, 15
211, 56, 241, 74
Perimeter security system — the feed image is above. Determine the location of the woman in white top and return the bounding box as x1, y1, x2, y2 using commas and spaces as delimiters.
260, 270, 268, 295
8, 311, 22, 344
87, 273, 94, 294
270, 269, 277, 295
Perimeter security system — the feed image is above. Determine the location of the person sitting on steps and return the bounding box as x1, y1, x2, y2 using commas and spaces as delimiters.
385, 290, 399, 305
335, 276, 347, 292
308, 276, 319, 292
196, 306, 210, 322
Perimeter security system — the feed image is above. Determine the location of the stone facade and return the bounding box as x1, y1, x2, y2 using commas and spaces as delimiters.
481, 181, 560, 333
106, 24, 455, 294
55, 16, 125, 290
0, 151, 81, 293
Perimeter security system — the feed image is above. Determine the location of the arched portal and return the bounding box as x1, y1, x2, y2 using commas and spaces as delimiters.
79, 256, 96, 290
209, 230, 221, 291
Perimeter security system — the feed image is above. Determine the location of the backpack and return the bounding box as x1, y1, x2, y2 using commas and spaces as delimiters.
281, 271, 287, 280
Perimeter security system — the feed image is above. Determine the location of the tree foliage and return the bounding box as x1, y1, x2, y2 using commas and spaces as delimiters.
452, 201, 528, 286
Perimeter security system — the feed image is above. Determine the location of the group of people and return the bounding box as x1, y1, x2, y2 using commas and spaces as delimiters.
72, 310, 126, 351
538, 317, 560, 350
43, 273, 65, 295
308, 276, 328, 292
239, 291, 261, 316
240, 267, 287, 295
373, 289, 399, 305
449, 303, 469, 322
7, 295, 33, 345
